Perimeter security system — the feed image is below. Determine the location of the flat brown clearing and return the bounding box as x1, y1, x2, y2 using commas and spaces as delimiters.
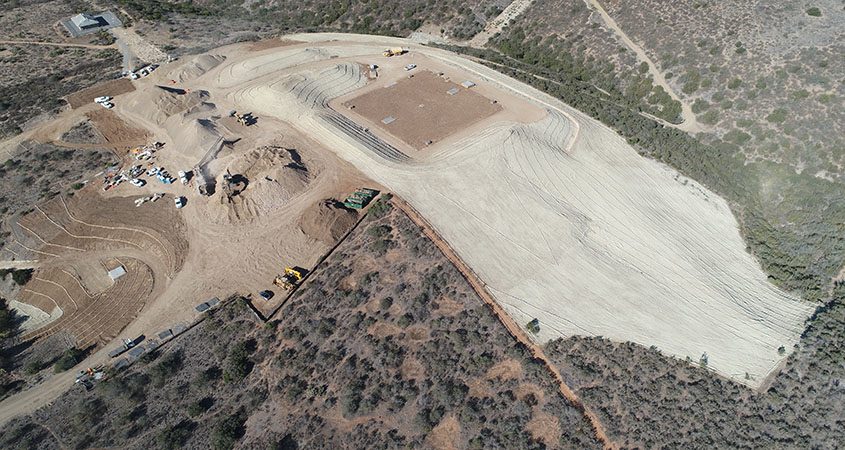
342, 70, 501, 149
247, 38, 303, 52
85, 109, 149, 149
65, 78, 135, 109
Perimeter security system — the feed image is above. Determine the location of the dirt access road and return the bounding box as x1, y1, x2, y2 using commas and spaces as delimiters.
585, 0, 701, 132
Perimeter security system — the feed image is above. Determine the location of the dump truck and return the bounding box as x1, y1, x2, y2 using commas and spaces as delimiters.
343, 188, 380, 209
273, 267, 303, 290
383, 47, 407, 57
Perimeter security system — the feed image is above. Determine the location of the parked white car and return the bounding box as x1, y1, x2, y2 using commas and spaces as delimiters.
94, 96, 112, 103
174, 196, 185, 209
101, 102, 114, 109
130, 178, 146, 187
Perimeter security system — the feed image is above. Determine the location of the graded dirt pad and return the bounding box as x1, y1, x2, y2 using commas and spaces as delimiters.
221, 33, 814, 386
85, 109, 149, 148
342, 70, 501, 149
298, 199, 358, 245
65, 78, 135, 109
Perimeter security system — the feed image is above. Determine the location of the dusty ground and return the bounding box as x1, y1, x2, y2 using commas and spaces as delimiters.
0, 35, 376, 422
215, 33, 813, 386
342, 69, 501, 149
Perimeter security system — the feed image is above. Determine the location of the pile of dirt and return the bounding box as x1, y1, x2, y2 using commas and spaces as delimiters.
175, 54, 226, 82
130, 87, 211, 125
207, 146, 315, 224
298, 199, 358, 244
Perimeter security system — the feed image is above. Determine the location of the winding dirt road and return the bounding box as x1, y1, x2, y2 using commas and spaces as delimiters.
0, 40, 114, 50
585, 0, 700, 132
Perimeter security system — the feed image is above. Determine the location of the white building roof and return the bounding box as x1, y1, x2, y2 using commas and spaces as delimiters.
71, 13, 100, 29
107, 265, 126, 280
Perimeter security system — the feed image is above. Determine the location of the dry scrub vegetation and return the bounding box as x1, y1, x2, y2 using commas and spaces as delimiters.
0, 141, 115, 244
599, 0, 844, 177
545, 284, 845, 448
0, 200, 601, 449
112, 0, 507, 53
0, 1, 123, 136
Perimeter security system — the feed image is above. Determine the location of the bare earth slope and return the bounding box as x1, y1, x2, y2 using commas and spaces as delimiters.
205, 34, 812, 386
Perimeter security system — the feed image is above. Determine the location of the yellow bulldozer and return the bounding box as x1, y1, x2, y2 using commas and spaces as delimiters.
273, 267, 303, 290
382, 47, 407, 57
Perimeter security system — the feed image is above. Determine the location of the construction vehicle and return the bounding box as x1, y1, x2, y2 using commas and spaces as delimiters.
343, 188, 380, 209
108, 338, 138, 358
273, 267, 303, 290
382, 47, 407, 57
527, 318, 540, 334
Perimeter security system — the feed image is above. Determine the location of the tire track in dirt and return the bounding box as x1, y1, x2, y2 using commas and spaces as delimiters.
392, 197, 617, 450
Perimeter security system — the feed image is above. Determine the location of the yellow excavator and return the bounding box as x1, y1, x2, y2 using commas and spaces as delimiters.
273, 267, 303, 290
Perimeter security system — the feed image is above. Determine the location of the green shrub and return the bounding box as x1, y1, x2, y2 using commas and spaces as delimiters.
149, 350, 183, 386
806, 7, 821, 17
212, 409, 247, 450
54, 347, 83, 373
187, 397, 214, 417
367, 224, 392, 238
223, 341, 251, 382
766, 108, 788, 123
11, 269, 32, 286
367, 195, 393, 218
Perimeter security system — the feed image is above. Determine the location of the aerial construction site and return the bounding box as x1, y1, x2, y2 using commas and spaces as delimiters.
0, 33, 814, 423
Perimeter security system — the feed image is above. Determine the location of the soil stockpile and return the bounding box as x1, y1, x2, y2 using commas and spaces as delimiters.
298, 199, 358, 244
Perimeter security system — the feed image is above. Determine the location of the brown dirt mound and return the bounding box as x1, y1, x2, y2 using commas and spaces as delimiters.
205, 146, 316, 224
130, 87, 211, 125
175, 54, 226, 82
298, 199, 358, 245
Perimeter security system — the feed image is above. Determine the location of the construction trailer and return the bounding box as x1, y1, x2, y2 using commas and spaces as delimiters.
273, 267, 304, 290
343, 188, 380, 209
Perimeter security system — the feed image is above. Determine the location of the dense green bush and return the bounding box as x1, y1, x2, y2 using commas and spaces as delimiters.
211, 409, 247, 450
53, 347, 83, 373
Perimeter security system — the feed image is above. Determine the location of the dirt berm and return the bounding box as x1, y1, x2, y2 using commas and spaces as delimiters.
298, 199, 358, 245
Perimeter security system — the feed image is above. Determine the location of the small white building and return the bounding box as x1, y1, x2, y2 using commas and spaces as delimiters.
107, 265, 126, 281
71, 13, 101, 30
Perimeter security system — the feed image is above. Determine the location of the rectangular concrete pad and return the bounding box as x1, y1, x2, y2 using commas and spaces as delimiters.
343, 70, 501, 149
